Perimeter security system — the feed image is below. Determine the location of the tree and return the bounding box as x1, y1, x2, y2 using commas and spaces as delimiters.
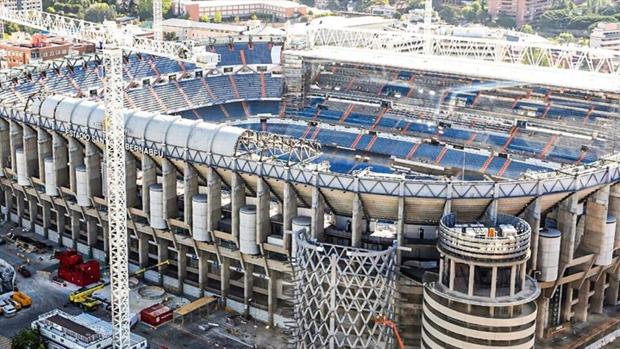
84, 3, 116, 23
11, 329, 45, 349
495, 13, 516, 28
438, 6, 459, 24
200, 15, 209, 22
556, 31, 575, 44
137, 0, 172, 20
250, 12, 258, 20
213, 10, 222, 23
163, 31, 177, 41
234, 15, 240, 22
520, 24, 535, 34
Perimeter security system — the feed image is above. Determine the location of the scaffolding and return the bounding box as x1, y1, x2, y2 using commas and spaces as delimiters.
290, 231, 398, 349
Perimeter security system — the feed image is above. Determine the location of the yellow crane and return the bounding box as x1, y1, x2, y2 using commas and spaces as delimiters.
69, 260, 170, 311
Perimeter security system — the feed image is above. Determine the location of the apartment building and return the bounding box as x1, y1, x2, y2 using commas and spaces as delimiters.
179, 0, 307, 22
487, 0, 552, 26
590, 22, 620, 50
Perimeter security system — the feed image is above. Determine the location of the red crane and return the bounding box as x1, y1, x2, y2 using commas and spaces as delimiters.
375, 315, 405, 349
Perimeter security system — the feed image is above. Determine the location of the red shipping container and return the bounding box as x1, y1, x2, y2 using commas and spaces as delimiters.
140, 304, 173, 327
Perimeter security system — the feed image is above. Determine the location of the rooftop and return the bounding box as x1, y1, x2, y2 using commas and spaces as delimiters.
180, 0, 306, 9
162, 18, 249, 32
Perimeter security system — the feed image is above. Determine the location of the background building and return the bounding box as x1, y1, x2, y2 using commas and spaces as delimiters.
0, 33, 95, 68
590, 22, 620, 50
487, 0, 552, 26
178, 0, 307, 22
32, 309, 147, 349
162, 18, 252, 40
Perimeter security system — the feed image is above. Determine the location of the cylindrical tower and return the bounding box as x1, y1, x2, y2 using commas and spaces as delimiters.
422, 213, 540, 349
44, 156, 58, 197
149, 184, 167, 230
192, 194, 210, 242
15, 148, 28, 186
239, 205, 259, 255
75, 165, 90, 207
291, 230, 397, 348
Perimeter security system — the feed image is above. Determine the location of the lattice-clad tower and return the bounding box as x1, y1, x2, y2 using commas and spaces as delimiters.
422, 213, 540, 349
291, 231, 398, 349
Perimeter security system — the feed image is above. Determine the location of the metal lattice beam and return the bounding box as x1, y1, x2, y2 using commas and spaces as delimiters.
291, 231, 398, 348
103, 47, 130, 349
152, 0, 162, 41
307, 27, 620, 76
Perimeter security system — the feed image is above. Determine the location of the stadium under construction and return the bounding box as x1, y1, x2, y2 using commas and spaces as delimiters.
0, 26, 619, 348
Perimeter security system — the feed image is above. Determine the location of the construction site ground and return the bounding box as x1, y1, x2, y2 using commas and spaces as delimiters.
0, 221, 287, 348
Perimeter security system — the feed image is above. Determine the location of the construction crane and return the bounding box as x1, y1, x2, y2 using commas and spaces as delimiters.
153, 0, 163, 41
375, 315, 405, 349
0, 7, 218, 349
69, 260, 171, 311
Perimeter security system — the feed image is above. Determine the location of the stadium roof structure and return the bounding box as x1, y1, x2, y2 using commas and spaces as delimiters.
302, 26, 620, 93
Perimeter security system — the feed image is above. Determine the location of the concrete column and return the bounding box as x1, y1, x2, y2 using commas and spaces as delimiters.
558, 194, 579, 266
3, 190, 11, 221
28, 197, 37, 229
162, 159, 178, 220
562, 285, 573, 323
351, 193, 364, 247
610, 184, 620, 249
220, 257, 230, 306
177, 244, 187, 294
141, 154, 156, 213
591, 274, 606, 314
41, 202, 51, 239
244, 264, 254, 318
198, 251, 208, 296
483, 199, 498, 226
231, 173, 245, 241
522, 197, 542, 272
55, 206, 66, 239
37, 128, 51, 181
9, 121, 23, 174
396, 196, 405, 265
282, 182, 297, 249
206, 167, 221, 231
606, 269, 620, 306
0, 120, 10, 175
23, 126, 38, 179
256, 178, 271, 244
70, 211, 80, 248
449, 259, 455, 290
468, 264, 475, 296
267, 270, 277, 327
86, 217, 98, 256
582, 185, 610, 262
84, 143, 102, 198
157, 239, 170, 285
15, 192, 24, 221
575, 281, 590, 322
311, 186, 325, 241
183, 165, 198, 224
125, 152, 137, 207
68, 138, 84, 193
52, 133, 68, 188
138, 233, 150, 269
536, 296, 549, 339
490, 266, 497, 299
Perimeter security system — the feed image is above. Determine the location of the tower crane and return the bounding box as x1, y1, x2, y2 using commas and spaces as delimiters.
0, 7, 219, 348
153, 0, 163, 41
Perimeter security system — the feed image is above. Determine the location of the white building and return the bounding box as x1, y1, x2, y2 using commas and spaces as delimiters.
590, 22, 620, 51
32, 310, 147, 349
162, 18, 252, 40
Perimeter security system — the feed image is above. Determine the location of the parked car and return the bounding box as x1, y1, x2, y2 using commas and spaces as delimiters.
2, 301, 16, 317
16, 265, 31, 278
